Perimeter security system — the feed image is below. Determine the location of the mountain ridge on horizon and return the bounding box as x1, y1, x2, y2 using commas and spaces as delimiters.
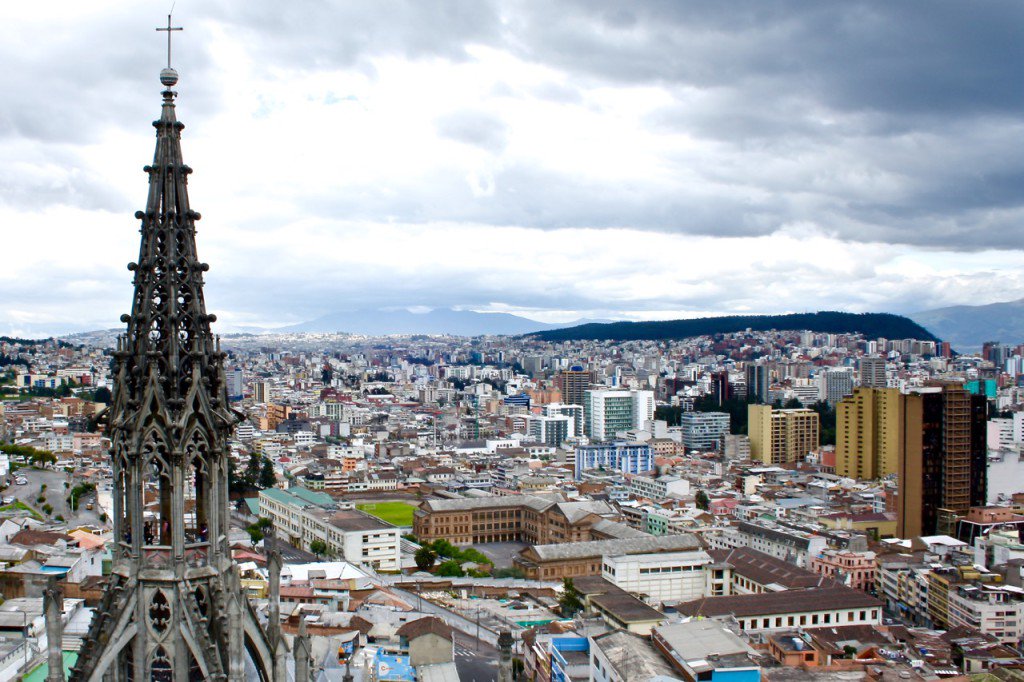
274, 308, 608, 336
908, 297, 1024, 351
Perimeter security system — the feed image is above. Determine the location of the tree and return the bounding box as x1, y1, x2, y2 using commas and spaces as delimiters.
246, 526, 264, 548
309, 539, 328, 558
244, 452, 261, 488
435, 560, 464, 577
492, 567, 526, 580
92, 386, 112, 404
258, 458, 276, 489
559, 578, 584, 617
695, 490, 710, 511
414, 546, 437, 571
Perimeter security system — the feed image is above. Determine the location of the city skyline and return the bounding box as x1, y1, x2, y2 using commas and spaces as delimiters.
2, 2, 1023, 336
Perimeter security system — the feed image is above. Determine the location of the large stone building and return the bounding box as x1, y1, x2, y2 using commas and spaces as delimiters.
413, 494, 642, 546
514, 534, 702, 580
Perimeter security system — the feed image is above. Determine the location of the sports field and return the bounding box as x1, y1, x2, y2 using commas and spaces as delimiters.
356, 501, 416, 526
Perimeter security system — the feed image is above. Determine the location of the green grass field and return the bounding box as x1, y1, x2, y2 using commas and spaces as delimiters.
356, 501, 416, 527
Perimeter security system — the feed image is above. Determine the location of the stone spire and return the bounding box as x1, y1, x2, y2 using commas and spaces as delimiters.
44, 576, 64, 682
69, 50, 274, 682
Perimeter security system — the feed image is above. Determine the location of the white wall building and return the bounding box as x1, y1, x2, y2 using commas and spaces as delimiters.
628, 474, 690, 500
602, 550, 712, 606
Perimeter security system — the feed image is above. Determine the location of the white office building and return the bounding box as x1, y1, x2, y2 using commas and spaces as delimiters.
584, 389, 655, 441
679, 412, 730, 452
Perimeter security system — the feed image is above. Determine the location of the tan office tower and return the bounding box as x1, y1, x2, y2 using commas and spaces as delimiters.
897, 384, 987, 538
836, 387, 901, 479
748, 405, 820, 465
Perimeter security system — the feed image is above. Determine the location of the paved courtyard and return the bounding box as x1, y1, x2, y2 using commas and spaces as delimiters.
473, 541, 530, 569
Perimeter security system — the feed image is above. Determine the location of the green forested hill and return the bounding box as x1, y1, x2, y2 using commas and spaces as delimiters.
530, 311, 939, 343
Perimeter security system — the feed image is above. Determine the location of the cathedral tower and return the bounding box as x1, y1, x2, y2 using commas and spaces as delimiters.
70, 35, 275, 682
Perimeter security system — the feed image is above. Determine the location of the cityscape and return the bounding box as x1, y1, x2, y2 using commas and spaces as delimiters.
3, 3, 1024, 682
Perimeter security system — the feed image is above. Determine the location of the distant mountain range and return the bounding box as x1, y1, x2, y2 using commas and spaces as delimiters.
528, 311, 939, 343
275, 308, 607, 336
909, 298, 1024, 351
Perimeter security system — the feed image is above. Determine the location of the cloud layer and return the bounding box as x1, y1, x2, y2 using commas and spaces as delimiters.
1, 1, 1022, 335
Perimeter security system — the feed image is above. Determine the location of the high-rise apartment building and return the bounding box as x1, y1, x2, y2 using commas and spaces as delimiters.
836, 387, 900, 479
253, 380, 271, 404
897, 384, 987, 538
584, 389, 655, 441
558, 366, 591, 408
818, 368, 854, 405
745, 364, 770, 404
226, 367, 244, 401
858, 356, 887, 388
748, 405, 820, 465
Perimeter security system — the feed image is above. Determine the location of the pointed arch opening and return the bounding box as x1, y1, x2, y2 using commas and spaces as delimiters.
184, 429, 211, 547
149, 645, 173, 682
143, 436, 172, 547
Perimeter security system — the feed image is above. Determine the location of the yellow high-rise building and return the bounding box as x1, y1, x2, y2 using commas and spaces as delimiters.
836, 387, 901, 479
748, 405, 820, 465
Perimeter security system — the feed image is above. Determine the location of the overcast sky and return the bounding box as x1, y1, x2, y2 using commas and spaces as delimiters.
2, 1, 1022, 335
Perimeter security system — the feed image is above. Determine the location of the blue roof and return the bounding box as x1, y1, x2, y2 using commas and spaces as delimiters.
375, 652, 415, 681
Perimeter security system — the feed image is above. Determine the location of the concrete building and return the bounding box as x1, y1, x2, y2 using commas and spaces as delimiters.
258, 488, 401, 571
679, 412, 729, 452
652, 620, 761, 682
988, 417, 1014, 450
543, 403, 583, 437
707, 521, 827, 568
748, 406, 819, 465
601, 550, 713, 606
859, 356, 887, 389
590, 630, 678, 682
724, 435, 751, 460
628, 474, 690, 500
947, 583, 1024, 644
818, 369, 854, 405
584, 389, 655, 441
575, 442, 654, 480
527, 414, 571, 447
836, 387, 901, 480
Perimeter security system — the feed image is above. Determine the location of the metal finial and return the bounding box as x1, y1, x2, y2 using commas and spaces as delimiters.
156, 13, 183, 86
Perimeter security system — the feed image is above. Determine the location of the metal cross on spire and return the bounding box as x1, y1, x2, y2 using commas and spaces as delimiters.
156, 14, 183, 69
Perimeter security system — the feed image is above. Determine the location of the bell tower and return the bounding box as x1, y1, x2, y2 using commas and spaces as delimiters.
70, 19, 276, 682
